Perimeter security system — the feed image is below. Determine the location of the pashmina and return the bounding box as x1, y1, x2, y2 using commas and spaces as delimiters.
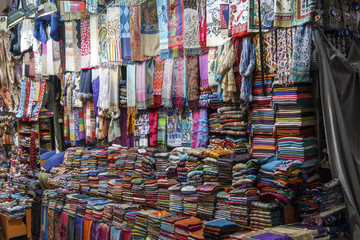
291, 0, 315, 26
98, 12, 108, 64
289, 25, 312, 82
206, 0, 231, 47
239, 36, 256, 104
109, 66, 121, 113
85, 100, 96, 144
161, 58, 175, 108
157, 110, 167, 146
149, 108, 159, 147
92, 68, 100, 115
73, 20, 82, 72
276, 27, 292, 85
65, 21, 75, 72
138, 111, 150, 147
233, 38, 242, 91
167, 110, 182, 147
90, 15, 99, 67
97, 67, 110, 110
120, 108, 128, 146
181, 108, 193, 147
156, 0, 171, 59
168, 0, 185, 58
99, 223, 110, 240
75, 216, 84, 240
264, 30, 277, 74
136, 62, 147, 110
154, 55, 165, 107
184, 7, 201, 56
198, 0, 207, 51
253, 33, 265, 73
207, 47, 218, 87
120, 4, 132, 60
274, 0, 291, 27
107, 6, 121, 63
230, 0, 251, 38
186, 56, 200, 109
248, 0, 275, 32
141, 0, 160, 57
81, 18, 91, 69
130, 5, 145, 61
86, 0, 98, 14
145, 58, 155, 108
175, 57, 185, 107
199, 53, 209, 89
110, 226, 121, 240
127, 64, 137, 114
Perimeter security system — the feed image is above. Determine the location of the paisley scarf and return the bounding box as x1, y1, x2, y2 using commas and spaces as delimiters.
175, 57, 185, 107
154, 56, 165, 107
98, 12, 108, 64
181, 108, 193, 147
120, 4, 132, 60
127, 64, 137, 114
291, 0, 315, 26
253, 33, 265, 74
145, 58, 155, 108
276, 27, 292, 85
264, 30, 277, 74
81, 18, 91, 69
198, 0, 207, 51
239, 36, 256, 104
289, 25, 312, 82
248, 0, 275, 32
184, 5, 201, 56
90, 15, 99, 67
168, 0, 184, 58
130, 5, 145, 61
186, 56, 199, 109
161, 58, 174, 108
167, 110, 182, 147
141, 0, 160, 57
274, 0, 291, 27
206, 0, 231, 47
230, 0, 251, 38
65, 21, 75, 72
136, 62, 147, 110
107, 6, 121, 63
156, 0, 171, 59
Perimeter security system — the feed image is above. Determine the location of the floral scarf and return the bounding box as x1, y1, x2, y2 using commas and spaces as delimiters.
274, 0, 291, 27
206, 0, 231, 47
248, 0, 275, 32
291, 0, 315, 26
65, 21, 75, 71
145, 58, 155, 108
181, 108, 193, 147
107, 6, 121, 63
186, 56, 199, 109
81, 18, 91, 69
136, 62, 147, 110
154, 55, 165, 107
167, 0, 184, 58
276, 27, 293, 85
161, 58, 174, 108
184, 4, 201, 56
98, 12, 108, 64
156, 0, 171, 59
167, 110, 182, 147
130, 5, 145, 61
141, 0, 160, 57
230, 0, 251, 38
120, 4, 132, 60
127, 64, 137, 114
175, 57, 185, 107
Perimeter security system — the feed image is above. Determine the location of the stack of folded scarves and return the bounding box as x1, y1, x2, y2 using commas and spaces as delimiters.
132, 209, 158, 239
159, 214, 189, 240
111, 179, 123, 202
2, 205, 25, 220
121, 176, 133, 203
203, 219, 239, 240
174, 216, 204, 240
144, 178, 158, 208
97, 150, 108, 172
87, 149, 98, 171
167, 148, 183, 180
134, 150, 143, 177
196, 185, 225, 220
88, 171, 99, 195
147, 211, 173, 240
80, 150, 90, 192
249, 201, 283, 229
72, 147, 84, 169
107, 179, 115, 199
71, 169, 81, 190
181, 185, 198, 216
97, 179, 109, 197
124, 147, 137, 177
217, 106, 248, 136
102, 204, 114, 224
177, 153, 188, 185
155, 151, 170, 177
209, 112, 221, 134
214, 191, 230, 220
63, 147, 76, 170
169, 184, 184, 214
202, 157, 219, 185
277, 136, 317, 162
157, 179, 178, 211
107, 146, 122, 174
131, 177, 146, 206
186, 149, 204, 187
223, 136, 248, 153
189, 229, 204, 240
216, 152, 250, 187
142, 150, 156, 179
124, 210, 138, 231
112, 204, 141, 231
116, 148, 128, 177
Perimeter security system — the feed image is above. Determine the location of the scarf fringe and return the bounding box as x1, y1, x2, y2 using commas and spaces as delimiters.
62, 12, 89, 21
185, 48, 202, 56
127, 106, 138, 115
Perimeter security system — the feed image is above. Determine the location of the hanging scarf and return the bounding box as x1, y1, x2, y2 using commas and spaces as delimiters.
239, 36, 256, 104
233, 37, 243, 92
73, 20, 82, 72
230, 0, 251, 38
69, 109, 75, 145
86, 0, 98, 14
29, 132, 37, 167
184, 4, 201, 56
199, 53, 209, 89
90, 15, 99, 67
156, 0, 171, 59
46, 29, 55, 75
157, 110, 167, 146
248, 0, 275, 32
291, 0, 315, 26
141, 0, 160, 57
30, 79, 46, 121
120, 108, 128, 146
161, 58, 174, 108
127, 64, 137, 114
138, 111, 150, 148
154, 56, 165, 107
186, 56, 200, 109
53, 39, 62, 75
253, 33, 266, 74
16, 79, 26, 119
149, 108, 158, 147
206, 0, 231, 47
59, 22, 66, 72
75, 107, 85, 146
65, 21, 75, 71
289, 25, 312, 82
181, 108, 193, 147
120, 4, 132, 60
109, 66, 121, 113
85, 100, 96, 145
175, 56, 185, 107
264, 30, 277, 74
97, 67, 110, 110
0, 87, 12, 111
145, 58, 155, 108
191, 108, 200, 148
127, 112, 136, 145
25, 80, 36, 120
167, 110, 182, 147
107, 6, 121, 63
73, 72, 83, 108
198, 0, 207, 51
130, 5, 145, 61
98, 12, 108, 64
207, 47, 218, 87
168, 0, 184, 58
91, 68, 100, 115
136, 62, 147, 110
79, 69, 92, 101
274, 0, 291, 27
81, 18, 91, 69
171, 58, 179, 106
276, 27, 293, 85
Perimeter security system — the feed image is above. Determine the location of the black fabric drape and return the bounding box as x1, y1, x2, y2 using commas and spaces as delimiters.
313, 27, 360, 239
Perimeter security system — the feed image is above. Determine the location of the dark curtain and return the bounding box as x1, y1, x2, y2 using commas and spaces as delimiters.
313, 27, 360, 239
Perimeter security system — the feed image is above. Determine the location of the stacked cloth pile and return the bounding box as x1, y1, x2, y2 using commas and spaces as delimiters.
169, 184, 184, 214
216, 152, 250, 187
214, 191, 230, 220
89, 171, 99, 195
249, 202, 283, 229
177, 153, 188, 185
142, 149, 157, 179
147, 211, 173, 240
121, 176, 133, 203
2, 205, 25, 220
208, 136, 248, 153
217, 105, 248, 136
155, 151, 170, 177
277, 136, 317, 162
203, 219, 239, 240
159, 214, 188, 240
167, 148, 183, 180
112, 204, 141, 231
124, 147, 137, 177
134, 150, 143, 177
202, 157, 219, 185
144, 179, 158, 208
97, 150, 108, 172
98, 172, 117, 197
174, 216, 204, 240
157, 179, 178, 211
88, 150, 98, 171
132, 209, 157, 239
131, 178, 146, 206
241, 226, 313, 240
63, 148, 76, 170
187, 148, 207, 186
288, 223, 341, 239
116, 148, 128, 177
181, 185, 198, 217
196, 185, 225, 220
80, 150, 90, 192
111, 179, 122, 202
124, 210, 138, 231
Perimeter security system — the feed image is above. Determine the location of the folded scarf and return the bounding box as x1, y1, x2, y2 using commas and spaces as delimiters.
291, 0, 315, 26
248, 0, 275, 32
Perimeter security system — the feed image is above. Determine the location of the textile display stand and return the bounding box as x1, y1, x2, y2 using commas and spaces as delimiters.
0, 209, 32, 240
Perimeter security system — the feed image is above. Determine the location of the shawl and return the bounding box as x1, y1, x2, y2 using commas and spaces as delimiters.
233, 37, 242, 91
107, 6, 121, 63
253, 33, 265, 73
186, 56, 199, 109
230, 0, 251, 38
90, 15, 99, 67
239, 36, 256, 104
120, 108, 128, 146
161, 58, 174, 108
149, 108, 158, 147
138, 111, 150, 147
145, 58, 155, 108
274, 0, 291, 27
97, 67, 110, 110
98, 12, 108, 64
85, 100, 96, 145
81, 18, 91, 69
154, 55, 165, 107
289, 25, 312, 82
130, 5, 145, 61
52, 39, 62, 75
207, 47, 218, 87
175, 57, 185, 107
73, 20, 82, 72
157, 110, 167, 146
65, 21, 75, 72
181, 108, 193, 147
199, 53, 209, 89
206, 0, 231, 47
156, 0, 171, 59
86, 0, 98, 14
109, 66, 121, 113
291, 0, 315, 26
184, 7, 201, 56
248, 0, 275, 32
141, 0, 160, 57
198, 0, 207, 51
120, 4, 132, 60
167, 110, 182, 147
276, 27, 293, 85
136, 62, 147, 110
168, 0, 185, 58
127, 64, 137, 114
91, 68, 100, 115
264, 30, 277, 74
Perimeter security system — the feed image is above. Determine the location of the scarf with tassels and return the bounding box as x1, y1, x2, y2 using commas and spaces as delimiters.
107, 5, 121, 63
161, 58, 174, 108
120, 3, 132, 60
141, 0, 160, 57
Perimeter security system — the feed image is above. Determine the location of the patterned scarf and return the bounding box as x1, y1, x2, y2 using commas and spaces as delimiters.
199, 53, 209, 89
264, 30, 277, 74
156, 0, 171, 59
291, 0, 315, 26
167, 110, 182, 147
107, 6, 121, 63
127, 64, 137, 114
161, 58, 174, 108
230, 0, 251, 38
276, 27, 293, 85
73, 20, 82, 72
206, 0, 231, 47
239, 36, 256, 104
81, 18, 91, 69
97, 67, 110, 110
141, 0, 160, 57
149, 108, 158, 147
248, 0, 275, 32
86, 0, 98, 14
30, 79, 46, 121
233, 38, 242, 91
181, 108, 193, 147
98, 12, 108, 64
90, 15, 99, 67
253, 33, 266, 74
186, 56, 199, 109
65, 21, 75, 71
136, 62, 146, 110
91, 68, 100, 115
157, 110, 167, 146
130, 5, 145, 61
184, 3, 201, 56
207, 47, 218, 87
175, 57, 185, 107
145, 58, 155, 108
154, 56, 165, 107
69, 108, 75, 145
85, 100, 96, 145
167, 0, 184, 58
109, 66, 121, 113
274, 0, 291, 27
120, 4, 132, 60
289, 25, 312, 82
198, 0, 207, 51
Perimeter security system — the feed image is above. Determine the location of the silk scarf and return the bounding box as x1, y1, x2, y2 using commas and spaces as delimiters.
136, 62, 146, 110
274, 0, 291, 27
230, 0, 251, 38
81, 18, 91, 69
145, 58, 155, 108
157, 110, 167, 146
154, 55, 165, 107
248, 0, 275, 32
168, 0, 184, 58
161, 58, 174, 108
127, 64, 137, 114
65, 21, 75, 71
120, 4, 132, 60
98, 12, 108, 64
156, 0, 171, 59
107, 6, 121, 63
141, 0, 160, 57
233, 37, 243, 91
109, 66, 121, 113
184, 6, 201, 56
207, 47, 218, 87
97, 67, 110, 110
91, 68, 100, 115
264, 30, 277, 74
73, 20, 82, 72
181, 108, 193, 147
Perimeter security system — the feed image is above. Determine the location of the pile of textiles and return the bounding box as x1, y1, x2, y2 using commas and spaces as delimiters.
70, 169, 81, 190
80, 150, 90, 192
169, 184, 183, 214
155, 151, 170, 177
177, 153, 188, 185
134, 150, 143, 177
208, 136, 248, 153
142, 149, 156, 179
112, 204, 141, 231
181, 185, 198, 216
144, 179, 158, 208
111, 179, 123, 202
132, 209, 157, 239
63, 148, 76, 170
188, 229, 204, 240
72, 148, 84, 169
106, 147, 120, 173
98, 172, 117, 197
116, 148, 128, 177
249, 202, 283, 229
174, 216, 204, 240
1, 204, 25, 220
97, 150, 108, 172
124, 210, 138, 231
216, 152, 250, 187
167, 148, 183, 180
159, 214, 189, 240
288, 223, 338, 239
132, 178, 146, 206
202, 157, 219, 185
121, 176, 133, 203
186, 148, 207, 186
124, 147, 137, 177
157, 179, 178, 211
88, 150, 99, 171
196, 185, 225, 220
147, 211, 173, 240
203, 219, 239, 240
214, 191, 230, 220
217, 106, 248, 136
277, 136, 317, 162
103, 204, 114, 224
89, 171, 99, 195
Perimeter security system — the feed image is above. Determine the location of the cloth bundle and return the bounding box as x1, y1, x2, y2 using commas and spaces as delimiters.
203, 219, 239, 240
144, 179, 158, 208
169, 184, 184, 214
196, 185, 225, 220
157, 179, 178, 211
214, 191, 231, 220
249, 201, 283, 229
